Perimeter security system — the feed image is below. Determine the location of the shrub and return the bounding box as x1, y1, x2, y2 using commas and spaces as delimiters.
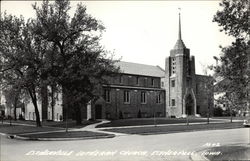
137, 110, 142, 118
119, 111, 123, 119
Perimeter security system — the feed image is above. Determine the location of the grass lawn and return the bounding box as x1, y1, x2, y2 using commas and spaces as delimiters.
18, 131, 115, 139
96, 117, 224, 128
103, 122, 243, 135
1, 119, 100, 128
0, 119, 101, 135
0, 124, 61, 135
205, 144, 250, 161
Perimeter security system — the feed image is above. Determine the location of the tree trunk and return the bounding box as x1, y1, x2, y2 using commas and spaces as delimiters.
28, 87, 41, 127
41, 84, 48, 121
207, 112, 210, 124
62, 86, 69, 121
230, 107, 233, 123
75, 105, 82, 125
14, 97, 17, 121
51, 85, 55, 121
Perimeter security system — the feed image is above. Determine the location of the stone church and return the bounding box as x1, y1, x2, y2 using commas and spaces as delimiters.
165, 13, 214, 117
16, 12, 214, 121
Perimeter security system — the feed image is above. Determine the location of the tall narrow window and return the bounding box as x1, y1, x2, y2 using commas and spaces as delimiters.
144, 78, 147, 86
141, 91, 147, 104
156, 93, 161, 104
161, 82, 164, 87
171, 99, 176, 106
124, 91, 130, 104
172, 57, 176, 74
104, 89, 111, 103
119, 75, 123, 84
136, 76, 139, 85
128, 76, 132, 85
171, 80, 175, 87
151, 78, 154, 86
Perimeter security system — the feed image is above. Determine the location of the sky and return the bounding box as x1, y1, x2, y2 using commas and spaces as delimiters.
1, 0, 235, 75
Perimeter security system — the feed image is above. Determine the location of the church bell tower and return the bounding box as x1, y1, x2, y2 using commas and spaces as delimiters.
165, 10, 197, 117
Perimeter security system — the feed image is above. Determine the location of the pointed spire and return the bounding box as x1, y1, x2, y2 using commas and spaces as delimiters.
173, 8, 186, 50
178, 8, 182, 40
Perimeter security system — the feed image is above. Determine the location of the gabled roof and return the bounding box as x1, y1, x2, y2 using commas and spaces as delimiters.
115, 61, 165, 78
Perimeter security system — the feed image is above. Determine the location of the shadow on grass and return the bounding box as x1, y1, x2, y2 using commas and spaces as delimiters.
19, 131, 114, 139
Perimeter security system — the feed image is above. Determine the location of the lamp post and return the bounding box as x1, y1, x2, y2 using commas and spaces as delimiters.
116, 89, 120, 119
150, 91, 156, 127
204, 83, 210, 124
66, 105, 68, 132
134, 90, 138, 118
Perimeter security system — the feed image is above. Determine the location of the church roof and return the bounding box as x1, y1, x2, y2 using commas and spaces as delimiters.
115, 61, 165, 78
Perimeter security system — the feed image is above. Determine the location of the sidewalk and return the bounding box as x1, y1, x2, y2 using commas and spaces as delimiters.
0, 120, 117, 141
0, 118, 244, 141
75, 120, 127, 136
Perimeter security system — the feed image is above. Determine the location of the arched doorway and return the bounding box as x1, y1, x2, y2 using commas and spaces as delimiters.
185, 94, 194, 115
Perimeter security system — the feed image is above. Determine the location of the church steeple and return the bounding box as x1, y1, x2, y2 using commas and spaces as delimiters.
178, 9, 182, 40
174, 8, 186, 49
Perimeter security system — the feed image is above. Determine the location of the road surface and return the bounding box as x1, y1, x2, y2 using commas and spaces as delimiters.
1, 128, 249, 161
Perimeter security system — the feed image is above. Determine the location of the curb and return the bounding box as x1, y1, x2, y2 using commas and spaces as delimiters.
7, 134, 115, 141
97, 121, 243, 129
103, 124, 243, 136
189, 148, 210, 161
190, 143, 250, 161
0, 132, 7, 136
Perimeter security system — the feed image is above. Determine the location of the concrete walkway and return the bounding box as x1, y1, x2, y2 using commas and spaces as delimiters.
72, 120, 128, 136
71, 118, 243, 137
1, 118, 243, 138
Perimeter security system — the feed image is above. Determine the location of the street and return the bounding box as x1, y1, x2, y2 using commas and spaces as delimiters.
1, 127, 249, 161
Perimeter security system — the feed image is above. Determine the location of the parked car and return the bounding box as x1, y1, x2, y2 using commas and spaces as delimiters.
243, 118, 250, 127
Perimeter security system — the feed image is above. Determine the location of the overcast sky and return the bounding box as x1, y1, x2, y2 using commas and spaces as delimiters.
1, 1, 235, 75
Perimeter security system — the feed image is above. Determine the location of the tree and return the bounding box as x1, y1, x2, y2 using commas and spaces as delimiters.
2, 86, 21, 121
31, 0, 119, 125
0, 13, 51, 127
212, 0, 250, 117
213, 0, 249, 39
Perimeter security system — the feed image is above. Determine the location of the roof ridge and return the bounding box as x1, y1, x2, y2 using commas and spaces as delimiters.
120, 60, 160, 68
116, 61, 165, 77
